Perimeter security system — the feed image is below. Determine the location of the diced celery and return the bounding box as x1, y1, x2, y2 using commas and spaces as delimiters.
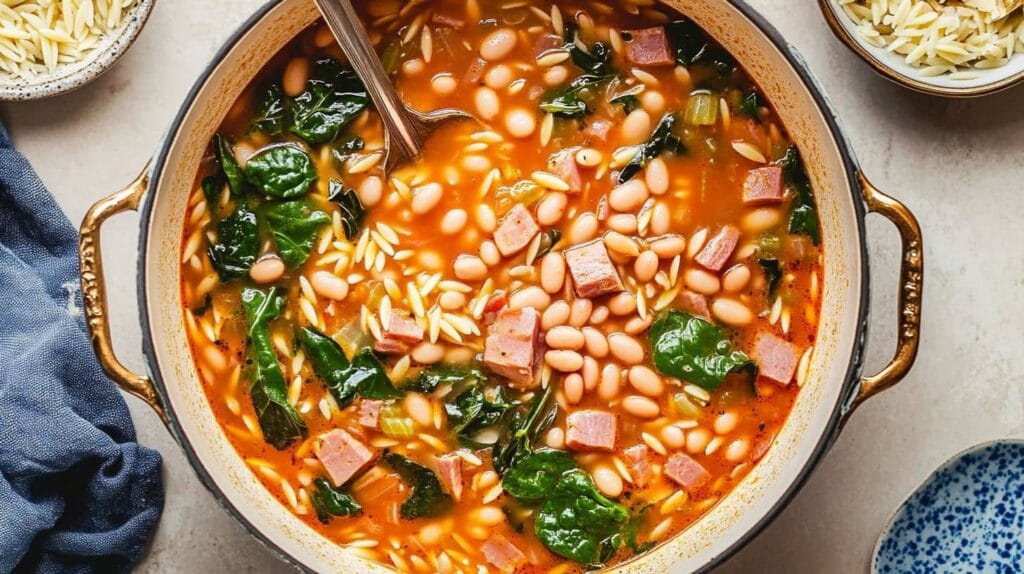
684, 92, 718, 126
672, 392, 703, 419
495, 180, 544, 215
380, 404, 415, 438
335, 317, 370, 359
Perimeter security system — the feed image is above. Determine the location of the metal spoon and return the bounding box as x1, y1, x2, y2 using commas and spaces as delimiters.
314, 0, 476, 173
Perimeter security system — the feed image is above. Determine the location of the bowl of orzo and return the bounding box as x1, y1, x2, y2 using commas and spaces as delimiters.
820, 0, 1024, 96
0, 0, 155, 100
78, 0, 924, 572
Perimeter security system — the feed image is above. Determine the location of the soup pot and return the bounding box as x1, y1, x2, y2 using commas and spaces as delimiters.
77, 0, 924, 571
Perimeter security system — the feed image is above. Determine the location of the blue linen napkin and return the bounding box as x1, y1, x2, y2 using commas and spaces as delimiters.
0, 121, 164, 573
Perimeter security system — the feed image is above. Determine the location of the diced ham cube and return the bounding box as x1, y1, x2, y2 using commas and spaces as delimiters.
534, 33, 564, 58
357, 399, 383, 430
624, 27, 674, 67
494, 204, 540, 257
681, 291, 710, 319
481, 534, 527, 572
316, 429, 377, 487
564, 240, 624, 298
483, 289, 508, 325
754, 333, 800, 385
623, 444, 654, 488
742, 166, 784, 205
584, 120, 613, 143
664, 453, 711, 493
695, 225, 741, 272
565, 410, 618, 452
437, 454, 464, 502
549, 152, 583, 193
484, 307, 542, 386
464, 57, 487, 84
373, 313, 424, 355
431, 12, 464, 29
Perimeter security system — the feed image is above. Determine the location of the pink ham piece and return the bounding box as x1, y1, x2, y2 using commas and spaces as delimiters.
754, 333, 800, 385
481, 534, 527, 572
431, 11, 464, 29
564, 240, 624, 298
624, 27, 674, 67
664, 453, 711, 493
565, 410, 619, 452
373, 313, 424, 355
357, 399, 383, 430
316, 429, 377, 487
623, 444, 654, 488
483, 290, 508, 325
484, 307, 542, 387
534, 33, 564, 58
550, 152, 583, 193
584, 120, 613, 143
494, 204, 540, 257
695, 225, 741, 272
680, 291, 710, 319
742, 166, 784, 205
437, 454, 464, 502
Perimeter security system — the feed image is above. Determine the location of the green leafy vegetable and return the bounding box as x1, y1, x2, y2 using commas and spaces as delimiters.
650, 310, 752, 390
406, 363, 486, 394
495, 179, 545, 215
310, 478, 362, 524
758, 257, 783, 297
446, 385, 516, 445
382, 451, 453, 519
492, 385, 557, 476
536, 229, 562, 258
739, 90, 761, 119
540, 74, 611, 118
618, 113, 684, 183
201, 175, 222, 207
327, 179, 365, 240
290, 59, 370, 145
252, 83, 286, 136
610, 92, 640, 115
263, 199, 329, 268
242, 287, 307, 449
666, 19, 736, 73
623, 504, 655, 554
215, 133, 246, 196
245, 145, 318, 199
534, 470, 629, 565
207, 202, 259, 282
298, 328, 401, 408
779, 145, 820, 245
502, 450, 576, 503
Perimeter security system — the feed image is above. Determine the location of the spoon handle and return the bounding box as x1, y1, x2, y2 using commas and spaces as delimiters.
315, 0, 422, 160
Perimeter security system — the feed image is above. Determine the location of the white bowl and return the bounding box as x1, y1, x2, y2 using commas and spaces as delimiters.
818, 0, 1024, 97
0, 0, 156, 101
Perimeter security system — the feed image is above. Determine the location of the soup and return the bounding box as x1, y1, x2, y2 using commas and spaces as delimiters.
179, 1, 822, 572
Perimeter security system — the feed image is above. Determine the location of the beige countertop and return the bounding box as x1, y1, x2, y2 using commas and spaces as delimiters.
4, 1, 1022, 572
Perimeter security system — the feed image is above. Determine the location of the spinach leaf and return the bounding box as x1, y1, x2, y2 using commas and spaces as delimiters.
758, 257, 782, 297
536, 229, 562, 258
215, 133, 246, 196
406, 363, 486, 394
252, 83, 286, 136
382, 451, 453, 519
245, 145, 317, 199
445, 385, 516, 445
610, 93, 640, 115
535, 470, 629, 565
650, 310, 752, 390
739, 90, 761, 119
263, 199, 329, 268
201, 175, 223, 207
666, 19, 736, 72
310, 478, 362, 524
561, 21, 613, 76
290, 59, 370, 145
298, 328, 401, 408
492, 385, 557, 476
624, 504, 655, 554
618, 113, 684, 183
327, 179, 365, 240
331, 135, 366, 166
242, 287, 307, 449
502, 449, 576, 503
540, 74, 611, 118
207, 202, 259, 282
779, 145, 820, 245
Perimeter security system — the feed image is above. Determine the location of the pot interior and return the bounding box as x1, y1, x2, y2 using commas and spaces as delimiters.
141, 0, 865, 571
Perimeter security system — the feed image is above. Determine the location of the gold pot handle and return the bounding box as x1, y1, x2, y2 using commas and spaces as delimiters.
851, 174, 923, 411
79, 163, 167, 423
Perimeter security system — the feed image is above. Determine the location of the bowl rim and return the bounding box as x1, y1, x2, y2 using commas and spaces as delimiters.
0, 0, 156, 101
136, 0, 872, 572
817, 0, 1024, 98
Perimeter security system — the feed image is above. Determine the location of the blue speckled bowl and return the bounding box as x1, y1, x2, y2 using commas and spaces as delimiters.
874, 440, 1024, 574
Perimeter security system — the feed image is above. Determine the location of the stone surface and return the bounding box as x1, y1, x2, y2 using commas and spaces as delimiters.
2, 1, 1022, 572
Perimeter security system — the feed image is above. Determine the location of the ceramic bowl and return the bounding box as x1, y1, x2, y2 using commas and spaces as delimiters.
0, 0, 156, 101
874, 440, 1024, 573
817, 0, 1024, 97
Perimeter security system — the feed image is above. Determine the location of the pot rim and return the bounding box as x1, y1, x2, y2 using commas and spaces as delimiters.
137, 1, 871, 571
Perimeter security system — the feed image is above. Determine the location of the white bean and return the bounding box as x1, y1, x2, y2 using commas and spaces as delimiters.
474, 87, 501, 120
742, 207, 782, 235
411, 183, 443, 214
480, 28, 518, 61
597, 363, 621, 401
609, 179, 649, 212
358, 176, 384, 207
546, 326, 585, 350
540, 253, 566, 293
564, 373, 584, 405
714, 412, 739, 435
545, 427, 566, 449
661, 425, 686, 449
640, 90, 666, 116
439, 291, 466, 311
582, 327, 609, 358
404, 393, 433, 427
686, 428, 712, 454
724, 438, 751, 463
593, 466, 624, 497
453, 255, 488, 281
650, 235, 686, 258
622, 395, 660, 419
608, 292, 637, 316
543, 300, 571, 330
310, 270, 348, 300
628, 366, 664, 396
505, 108, 536, 138
567, 212, 599, 243
711, 298, 754, 326
569, 298, 593, 328
621, 109, 652, 144
645, 157, 670, 195
722, 264, 752, 293
282, 57, 309, 97
440, 209, 468, 235
509, 286, 551, 311
250, 255, 285, 285
582, 356, 599, 391
685, 268, 721, 295
536, 192, 568, 225
545, 350, 584, 372
607, 213, 638, 234
484, 64, 514, 89
543, 65, 570, 86
574, 148, 603, 167
431, 74, 458, 95
479, 240, 501, 266
476, 204, 497, 232
411, 342, 445, 364
608, 333, 644, 365
634, 251, 659, 282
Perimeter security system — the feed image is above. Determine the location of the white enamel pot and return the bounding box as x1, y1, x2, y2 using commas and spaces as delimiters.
77, 0, 924, 571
